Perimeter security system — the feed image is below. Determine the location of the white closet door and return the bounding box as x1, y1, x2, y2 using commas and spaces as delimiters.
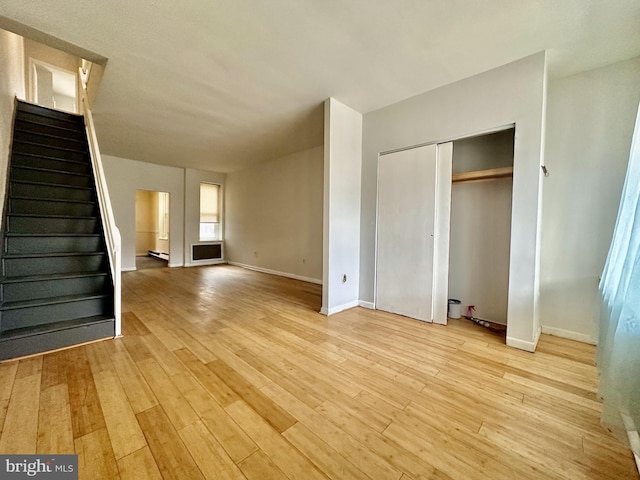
376, 144, 438, 322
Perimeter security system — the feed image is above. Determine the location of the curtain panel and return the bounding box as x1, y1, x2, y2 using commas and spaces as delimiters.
597, 101, 640, 465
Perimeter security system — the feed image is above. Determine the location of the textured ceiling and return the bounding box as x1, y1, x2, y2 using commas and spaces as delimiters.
2, 1, 640, 172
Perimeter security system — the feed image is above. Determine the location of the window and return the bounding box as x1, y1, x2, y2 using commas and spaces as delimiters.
158, 192, 170, 240
200, 183, 221, 240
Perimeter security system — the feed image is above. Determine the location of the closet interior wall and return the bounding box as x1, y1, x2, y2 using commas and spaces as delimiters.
448, 129, 514, 325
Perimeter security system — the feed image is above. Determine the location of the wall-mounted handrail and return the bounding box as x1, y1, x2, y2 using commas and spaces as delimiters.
82, 96, 122, 337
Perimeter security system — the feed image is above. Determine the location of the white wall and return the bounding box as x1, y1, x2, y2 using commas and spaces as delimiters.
184, 168, 226, 266
102, 155, 185, 270
361, 53, 547, 351
225, 146, 323, 283
323, 98, 362, 314
540, 56, 640, 343
449, 132, 514, 324
0, 29, 25, 212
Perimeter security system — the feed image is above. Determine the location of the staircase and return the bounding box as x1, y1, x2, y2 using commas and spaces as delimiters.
0, 100, 115, 360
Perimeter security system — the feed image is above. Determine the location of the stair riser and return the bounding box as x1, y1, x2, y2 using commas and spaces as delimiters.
3, 255, 108, 277
12, 142, 87, 162
0, 319, 114, 361
13, 130, 86, 151
7, 216, 98, 235
2, 275, 110, 303
5, 235, 104, 255
15, 111, 83, 130
11, 167, 92, 188
9, 198, 97, 217
17, 103, 84, 123
0, 297, 113, 331
11, 154, 90, 175
10, 182, 93, 202
14, 119, 85, 142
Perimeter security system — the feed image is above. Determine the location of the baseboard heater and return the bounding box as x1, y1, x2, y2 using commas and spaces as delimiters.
148, 250, 169, 261
192, 243, 223, 261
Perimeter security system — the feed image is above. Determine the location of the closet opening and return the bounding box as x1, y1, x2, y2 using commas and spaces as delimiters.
447, 128, 515, 336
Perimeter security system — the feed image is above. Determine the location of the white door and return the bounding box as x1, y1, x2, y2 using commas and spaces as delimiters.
376, 144, 438, 322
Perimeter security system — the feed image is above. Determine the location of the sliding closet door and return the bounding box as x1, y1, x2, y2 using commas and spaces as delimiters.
376, 144, 438, 322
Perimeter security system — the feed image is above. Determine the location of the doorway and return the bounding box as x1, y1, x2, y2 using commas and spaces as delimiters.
29, 58, 78, 113
135, 190, 170, 269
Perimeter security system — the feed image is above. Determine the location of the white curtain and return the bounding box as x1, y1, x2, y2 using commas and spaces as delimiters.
597, 101, 640, 462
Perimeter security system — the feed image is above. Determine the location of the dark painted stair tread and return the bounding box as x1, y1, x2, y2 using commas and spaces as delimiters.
16, 102, 84, 123
12, 151, 89, 165
8, 213, 97, 220
0, 316, 113, 340
9, 196, 95, 205
15, 118, 82, 135
11, 180, 92, 190
3, 251, 105, 259
1, 271, 109, 284
14, 125, 85, 140
13, 138, 87, 152
11, 165, 91, 178
5, 232, 101, 237
13, 128, 86, 146
0, 293, 112, 311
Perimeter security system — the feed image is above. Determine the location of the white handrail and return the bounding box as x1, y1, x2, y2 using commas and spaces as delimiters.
82, 98, 122, 337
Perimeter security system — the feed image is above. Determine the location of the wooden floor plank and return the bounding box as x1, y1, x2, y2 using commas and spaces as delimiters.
136, 358, 199, 431
238, 449, 290, 480
66, 347, 107, 438
178, 420, 247, 480
37, 383, 74, 454
74, 427, 120, 479
92, 369, 147, 460
225, 400, 327, 480
117, 446, 163, 480
0, 368, 41, 453
136, 405, 204, 480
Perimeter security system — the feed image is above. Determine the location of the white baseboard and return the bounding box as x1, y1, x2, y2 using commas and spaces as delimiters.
621, 409, 640, 475
121, 267, 136, 272
507, 325, 541, 352
324, 300, 359, 315
358, 300, 375, 309
168, 262, 183, 268
541, 325, 597, 345
184, 260, 227, 268
228, 261, 322, 285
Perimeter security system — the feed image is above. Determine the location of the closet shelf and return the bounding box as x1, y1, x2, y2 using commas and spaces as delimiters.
452, 166, 513, 183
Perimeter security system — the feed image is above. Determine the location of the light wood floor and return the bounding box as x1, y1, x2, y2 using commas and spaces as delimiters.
0, 265, 637, 479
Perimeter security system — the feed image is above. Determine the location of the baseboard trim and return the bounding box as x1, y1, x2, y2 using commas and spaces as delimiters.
621, 409, 640, 475
184, 260, 227, 268
168, 262, 183, 268
506, 325, 541, 352
324, 300, 359, 316
358, 301, 375, 309
228, 261, 322, 285
122, 267, 136, 272
541, 325, 597, 345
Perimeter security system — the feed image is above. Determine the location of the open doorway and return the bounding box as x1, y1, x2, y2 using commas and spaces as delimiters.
135, 190, 170, 270
29, 58, 78, 113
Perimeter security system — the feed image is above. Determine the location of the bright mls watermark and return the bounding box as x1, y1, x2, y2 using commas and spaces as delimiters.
0, 455, 77, 479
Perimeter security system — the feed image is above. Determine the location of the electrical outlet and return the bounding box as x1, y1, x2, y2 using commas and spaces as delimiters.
342, 274, 347, 283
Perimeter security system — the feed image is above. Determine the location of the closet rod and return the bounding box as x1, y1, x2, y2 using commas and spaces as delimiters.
452, 166, 513, 183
